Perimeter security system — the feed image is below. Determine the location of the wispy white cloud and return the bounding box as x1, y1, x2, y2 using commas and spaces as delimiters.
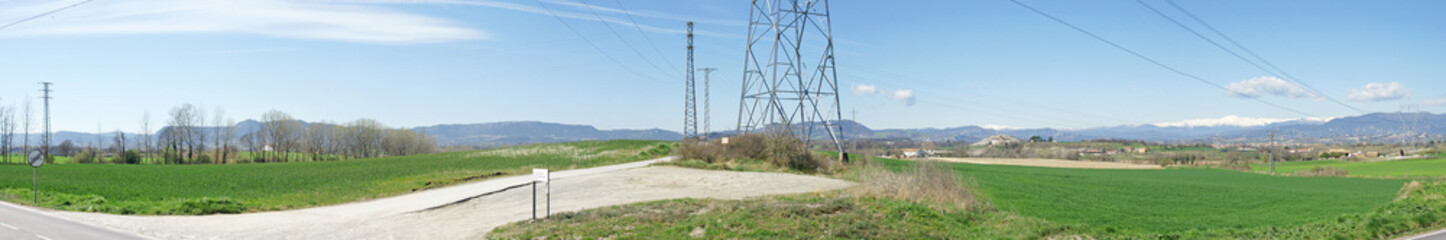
850, 83, 914, 106
850, 84, 878, 95
1424, 97, 1446, 106
334, 0, 742, 38
1346, 82, 1412, 102
1224, 76, 1319, 101
889, 89, 915, 106
0, 0, 486, 44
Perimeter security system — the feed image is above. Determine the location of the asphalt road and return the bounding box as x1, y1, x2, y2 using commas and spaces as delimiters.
1408, 229, 1446, 240
0, 200, 150, 240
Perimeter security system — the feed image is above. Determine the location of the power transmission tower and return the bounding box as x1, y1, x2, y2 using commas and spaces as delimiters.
698, 67, 718, 135
682, 21, 698, 139
1268, 130, 1275, 174
736, 0, 848, 162
40, 82, 52, 159
1398, 104, 1421, 156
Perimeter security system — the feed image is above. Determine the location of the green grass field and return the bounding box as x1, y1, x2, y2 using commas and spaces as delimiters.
495, 156, 1425, 238
908, 159, 1407, 233
1251, 158, 1446, 177
0, 140, 672, 214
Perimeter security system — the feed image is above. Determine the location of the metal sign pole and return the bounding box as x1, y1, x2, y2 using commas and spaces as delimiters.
531, 181, 536, 221
29, 150, 43, 205
531, 168, 550, 220
546, 181, 550, 219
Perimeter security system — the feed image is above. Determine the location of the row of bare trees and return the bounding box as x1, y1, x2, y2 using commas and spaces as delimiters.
0, 100, 436, 165
0, 98, 34, 164
152, 105, 436, 164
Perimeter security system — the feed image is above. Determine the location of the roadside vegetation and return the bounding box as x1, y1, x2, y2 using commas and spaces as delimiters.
494, 152, 1446, 239
667, 133, 838, 174
0, 140, 672, 215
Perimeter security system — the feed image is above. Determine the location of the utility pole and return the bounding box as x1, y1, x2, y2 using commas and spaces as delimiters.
682, 21, 697, 139
41, 82, 51, 159
698, 67, 717, 136
38, 82, 52, 205
1269, 130, 1276, 174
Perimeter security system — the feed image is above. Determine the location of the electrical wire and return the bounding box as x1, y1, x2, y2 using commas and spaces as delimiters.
574, 0, 681, 79
1159, 0, 1366, 113
611, 0, 684, 75
1008, 0, 1317, 118
839, 61, 1136, 126
0, 0, 94, 31
531, 0, 668, 84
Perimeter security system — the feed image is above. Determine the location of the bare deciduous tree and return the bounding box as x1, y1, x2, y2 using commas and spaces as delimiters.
0, 103, 14, 164
222, 118, 237, 164
304, 123, 333, 161
140, 110, 151, 163
167, 104, 203, 163
262, 110, 301, 162
347, 119, 384, 158
212, 107, 226, 163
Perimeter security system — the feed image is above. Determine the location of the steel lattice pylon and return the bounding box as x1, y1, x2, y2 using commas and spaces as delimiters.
736, 0, 847, 161
683, 22, 698, 139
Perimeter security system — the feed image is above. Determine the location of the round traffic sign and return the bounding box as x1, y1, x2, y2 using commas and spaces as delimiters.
28, 151, 43, 168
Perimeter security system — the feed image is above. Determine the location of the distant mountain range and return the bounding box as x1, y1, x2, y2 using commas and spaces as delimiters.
8, 112, 1442, 148
789, 112, 1443, 144
414, 121, 680, 147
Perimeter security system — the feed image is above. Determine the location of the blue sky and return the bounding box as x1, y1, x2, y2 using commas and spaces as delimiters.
0, 0, 1442, 133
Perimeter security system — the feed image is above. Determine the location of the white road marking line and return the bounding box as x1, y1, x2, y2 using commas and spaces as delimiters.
36, 234, 54, 240
0, 222, 18, 230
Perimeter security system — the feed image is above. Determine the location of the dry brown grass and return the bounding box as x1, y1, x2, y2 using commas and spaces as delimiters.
676, 133, 833, 173
855, 160, 986, 211
1293, 166, 1349, 177
1398, 181, 1424, 200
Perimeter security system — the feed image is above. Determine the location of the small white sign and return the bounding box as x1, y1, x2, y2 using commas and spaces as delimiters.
533, 169, 549, 183
721, 137, 730, 145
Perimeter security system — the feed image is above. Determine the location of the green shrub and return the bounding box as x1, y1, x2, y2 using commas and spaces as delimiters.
120, 150, 142, 164
676, 133, 830, 173
194, 155, 213, 164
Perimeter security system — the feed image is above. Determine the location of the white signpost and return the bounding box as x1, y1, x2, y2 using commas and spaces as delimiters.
28, 151, 43, 204
532, 169, 550, 220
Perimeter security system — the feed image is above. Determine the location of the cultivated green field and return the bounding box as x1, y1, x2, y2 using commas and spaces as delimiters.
0, 140, 672, 214
0, 154, 73, 164
924, 159, 1407, 233
1252, 158, 1446, 177
495, 157, 1433, 238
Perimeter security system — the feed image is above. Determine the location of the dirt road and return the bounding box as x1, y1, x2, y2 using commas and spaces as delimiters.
929, 157, 1162, 169
47, 158, 852, 239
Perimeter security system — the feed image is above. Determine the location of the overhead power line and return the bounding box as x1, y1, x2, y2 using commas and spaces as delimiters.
1008, 0, 1317, 118
839, 61, 1135, 126
0, 0, 94, 31
575, 0, 680, 79
532, 0, 667, 84
1139, 0, 1365, 113
610, 0, 683, 75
